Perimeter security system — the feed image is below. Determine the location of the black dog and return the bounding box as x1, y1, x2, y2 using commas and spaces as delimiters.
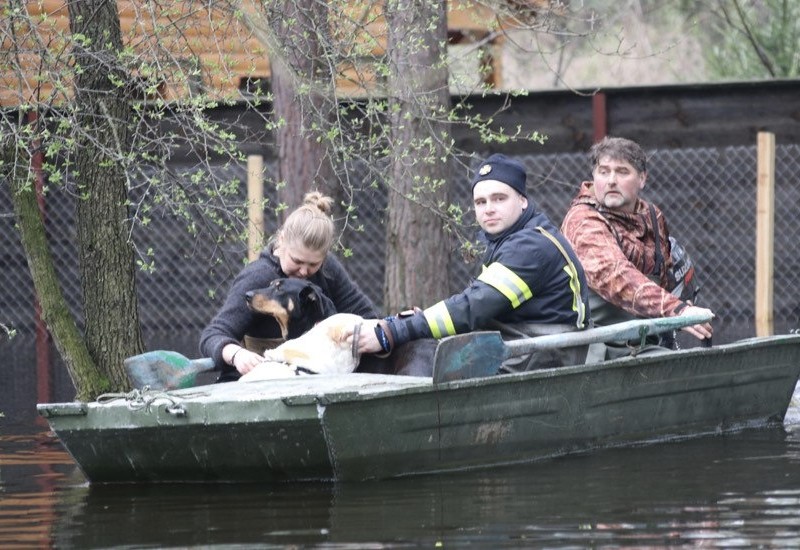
245, 278, 336, 341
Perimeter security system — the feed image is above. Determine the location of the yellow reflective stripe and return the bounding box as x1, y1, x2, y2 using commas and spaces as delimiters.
537, 227, 587, 328
423, 301, 456, 338
478, 262, 533, 309
562, 264, 587, 327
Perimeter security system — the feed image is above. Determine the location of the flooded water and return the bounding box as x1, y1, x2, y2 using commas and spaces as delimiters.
3, 389, 800, 548
4, 331, 800, 548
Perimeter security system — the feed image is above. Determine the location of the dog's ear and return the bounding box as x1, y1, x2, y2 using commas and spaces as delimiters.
299, 284, 325, 322
299, 283, 336, 321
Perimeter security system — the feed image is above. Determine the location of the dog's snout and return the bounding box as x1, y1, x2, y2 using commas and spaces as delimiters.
245, 291, 254, 303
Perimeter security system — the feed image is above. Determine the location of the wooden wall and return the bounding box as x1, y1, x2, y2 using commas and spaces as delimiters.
457, 79, 800, 154
189, 78, 800, 160
2, 0, 546, 106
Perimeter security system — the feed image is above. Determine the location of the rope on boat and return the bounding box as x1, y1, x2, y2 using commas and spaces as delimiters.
95, 386, 207, 416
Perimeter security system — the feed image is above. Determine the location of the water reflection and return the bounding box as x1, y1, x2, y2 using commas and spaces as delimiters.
3, 424, 800, 548
0, 428, 76, 547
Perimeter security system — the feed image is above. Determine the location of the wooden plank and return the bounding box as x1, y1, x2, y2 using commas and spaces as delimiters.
247, 155, 265, 262
24, 0, 67, 16
607, 83, 800, 149
0, 72, 61, 108
755, 131, 775, 337
448, 3, 499, 32
197, 52, 269, 73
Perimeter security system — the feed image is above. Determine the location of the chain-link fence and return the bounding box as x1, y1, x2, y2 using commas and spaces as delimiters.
2, 143, 799, 358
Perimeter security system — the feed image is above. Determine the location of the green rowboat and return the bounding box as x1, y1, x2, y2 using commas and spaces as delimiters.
37, 333, 800, 483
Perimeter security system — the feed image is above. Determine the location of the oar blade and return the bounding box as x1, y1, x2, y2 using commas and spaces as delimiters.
124, 350, 214, 390
433, 332, 507, 384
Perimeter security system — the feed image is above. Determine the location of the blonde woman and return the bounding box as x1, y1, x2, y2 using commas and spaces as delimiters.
200, 191, 378, 382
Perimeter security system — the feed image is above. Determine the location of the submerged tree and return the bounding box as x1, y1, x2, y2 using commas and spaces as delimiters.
68, 0, 145, 392
4, 121, 104, 398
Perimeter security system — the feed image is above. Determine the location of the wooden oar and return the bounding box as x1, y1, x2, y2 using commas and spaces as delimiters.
432, 313, 714, 384
124, 350, 214, 390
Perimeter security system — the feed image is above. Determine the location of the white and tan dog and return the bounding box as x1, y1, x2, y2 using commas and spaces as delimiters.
238, 313, 364, 382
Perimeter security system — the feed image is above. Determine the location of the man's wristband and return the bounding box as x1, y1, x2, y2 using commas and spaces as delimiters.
230, 347, 244, 365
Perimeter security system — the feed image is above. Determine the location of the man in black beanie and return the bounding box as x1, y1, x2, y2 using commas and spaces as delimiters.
350, 153, 590, 374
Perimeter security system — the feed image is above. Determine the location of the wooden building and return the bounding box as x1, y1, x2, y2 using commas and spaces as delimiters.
2, 0, 550, 107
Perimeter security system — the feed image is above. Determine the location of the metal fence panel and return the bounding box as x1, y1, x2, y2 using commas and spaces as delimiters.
2, 144, 798, 354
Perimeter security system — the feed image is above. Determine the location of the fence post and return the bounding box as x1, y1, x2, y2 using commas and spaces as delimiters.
592, 92, 607, 143
755, 132, 775, 337
247, 155, 265, 262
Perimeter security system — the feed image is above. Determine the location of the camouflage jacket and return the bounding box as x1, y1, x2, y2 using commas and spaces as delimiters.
560, 181, 686, 318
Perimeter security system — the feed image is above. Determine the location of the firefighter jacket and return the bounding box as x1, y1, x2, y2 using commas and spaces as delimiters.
560, 180, 686, 320
385, 204, 589, 348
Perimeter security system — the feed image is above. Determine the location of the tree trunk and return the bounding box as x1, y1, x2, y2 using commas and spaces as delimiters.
384, 0, 452, 312
4, 139, 110, 400
266, 0, 339, 216
68, 0, 144, 392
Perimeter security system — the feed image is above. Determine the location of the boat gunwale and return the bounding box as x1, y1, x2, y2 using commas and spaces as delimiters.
36, 334, 800, 412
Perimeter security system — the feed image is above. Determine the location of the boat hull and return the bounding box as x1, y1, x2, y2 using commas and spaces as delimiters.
38, 335, 800, 483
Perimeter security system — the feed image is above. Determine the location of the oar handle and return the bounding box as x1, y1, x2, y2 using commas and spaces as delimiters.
188, 357, 215, 370
506, 313, 714, 355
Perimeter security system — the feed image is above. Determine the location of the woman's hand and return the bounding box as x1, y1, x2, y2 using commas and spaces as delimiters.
224, 344, 264, 375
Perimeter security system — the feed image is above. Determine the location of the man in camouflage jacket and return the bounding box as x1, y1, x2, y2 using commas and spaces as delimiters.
560, 136, 713, 346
